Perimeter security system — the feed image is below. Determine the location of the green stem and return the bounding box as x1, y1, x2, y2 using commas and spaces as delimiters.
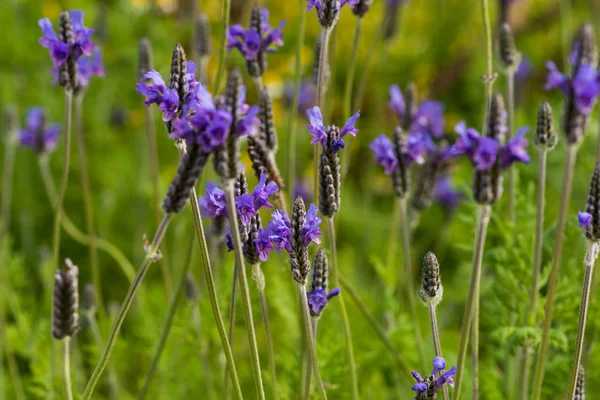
314, 28, 331, 204
62, 337, 73, 400
174, 143, 243, 400
223, 262, 238, 400
340, 275, 410, 374
327, 217, 359, 399
52, 91, 73, 280
531, 145, 577, 400
399, 198, 426, 370
1, 108, 17, 235
137, 235, 194, 399
82, 214, 173, 400
86, 311, 119, 400
298, 285, 328, 400
214, 0, 231, 94
452, 205, 492, 400
302, 318, 318, 400
506, 72, 516, 223
481, 0, 495, 109
519, 149, 548, 399
38, 157, 136, 282
430, 303, 449, 400
74, 93, 104, 313
253, 263, 279, 400
287, 0, 307, 214
386, 198, 402, 271
566, 243, 598, 400
472, 274, 480, 400
224, 179, 265, 400
341, 18, 362, 179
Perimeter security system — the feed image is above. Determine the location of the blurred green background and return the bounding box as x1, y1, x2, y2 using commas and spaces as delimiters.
2, 0, 600, 398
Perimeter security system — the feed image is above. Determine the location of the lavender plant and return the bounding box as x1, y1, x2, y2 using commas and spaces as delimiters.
411, 357, 456, 400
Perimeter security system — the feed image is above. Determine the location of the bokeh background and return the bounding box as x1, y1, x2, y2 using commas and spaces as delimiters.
2, 0, 600, 398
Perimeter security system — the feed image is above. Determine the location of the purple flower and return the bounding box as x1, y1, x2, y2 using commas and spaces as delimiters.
501, 127, 530, 169
340, 111, 361, 138
301, 204, 323, 246
452, 121, 479, 157
414, 101, 445, 138
515, 56, 533, 82
226, 232, 234, 251
579, 211, 593, 229
544, 61, 569, 94
39, 10, 95, 68
38, 19, 70, 67
434, 176, 464, 209
307, 288, 340, 315
388, 84, 405, 121
306, 0, 324, 12
227, 9, 285, 61
236, 194, 256, 226
255, 227, 275, 261
252, 171, 279, 209
370, 134, 398, 174
206, 186, 227, 218
544, 59, 600, 116
406, 130, 434, 165
199, 182, 219, 217
76, 47, 105, 88
136, 71, 180, 121
69, 10, 95, 59
411, 357, 457, 395
307, 106, 327, 146
284, 81, 316, 115
268, 210, 293, 253
237, 105, 260, 137
472, 137, 499, 170
18, 108, 60, 154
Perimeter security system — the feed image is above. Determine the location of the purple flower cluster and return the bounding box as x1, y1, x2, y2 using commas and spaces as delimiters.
255, 203, 322, 262
545, 50, 600, 115
50, 47, 105, 88
434, 176, 464, 209
228, 9, 286, 61
136, 69, 181, 122
306, 0, 359, 13
307, 106, 360, 153
389, 85, 445, 138
39, 10, 95, 69
18, 108, 61, 154
412, 357, 457, 396
370, 135, 399, 174
307, 287, 340, 315
452, 121, 530, 170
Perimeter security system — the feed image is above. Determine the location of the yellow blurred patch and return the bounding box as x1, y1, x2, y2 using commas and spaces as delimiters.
42, 1, 61, 19
130, 108, 146, 129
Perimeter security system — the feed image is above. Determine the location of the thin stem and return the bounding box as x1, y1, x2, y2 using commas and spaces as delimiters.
519, 149, 547, 399
341, 18, 362, 180
472, 273, 480, 400
38, 157, 136, 282
137, 235, 194, 399
223, 262, 238, 400
429, 303, 449, 400
399, 198, 426, 369
62, 337, 73, 400
74, 93, 104, 312
298, 285, 328, 400
1, 117, 17, 235
287, 0, 307, 213
82, 214, 173, 400
86, 312, 119, 400
52, 91, 73, 277
481, 0, 495, 110
253, 263, 279, 400
566, 243, 598, 400
340, 275, 410, 374
214, 0, 231, 94
452, 205, 491, 400
174, 143, 243, 400
314, 28, 331, 203
224, 179, 265, 400
302, 318, 318, 400
506, 73, 516, 223
531, 145, 578, 400
326, 217, 359, 399
386, 198, 402, 271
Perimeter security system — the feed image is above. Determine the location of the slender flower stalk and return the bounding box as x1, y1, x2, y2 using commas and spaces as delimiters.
302, 317, 319, 400
313, 28, 331, 200
1, 106, 18, 235
74, 93, 103, 312
480, 0, 496, 117
519, 102, 556, 399
222, 261, 238, 400
214, 0, 231, 93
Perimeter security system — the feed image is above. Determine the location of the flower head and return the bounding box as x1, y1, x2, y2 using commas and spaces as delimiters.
39, 10, 95, 67
388, 84, 406, 121
205, 186, 227, 218
340, 111, 361, 138
370, 134, 398, 174
236, 194, 256, 226
136, 71, 180, 121
252, 170, 279, 209
501, 127, 530, 169
434, 176, 464, 209
411, 357, 457, 397
76, 47, 105, 88
255, 226, 275, 261
307, 106, 327, 146
544, 58, 600, 116
301, 204, 323, 246
18, 108, 60, 154
227, 8, 285, 61
307, 288, 340, 315
579, 211, 593, 229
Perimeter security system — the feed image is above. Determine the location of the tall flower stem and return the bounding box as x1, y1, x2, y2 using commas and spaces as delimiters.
214, 0, 231, 93
506, 72, 516, 222
85, 310, 119, 399
252, 263, 279, 400
302, 318, 318, 400
472, 275, 481, 400
298, 285, 328, 400
519, 149, 548, 399
399, 198, 426, 370
314, 28, 332, 202
174, 143, 243, 400
0, 108, 17, 235
224, 179, 266, 400
144, 102, 173, 298
326, 217, 359, 400
38, 157, 136, 282
82, 214, 173, 400
62, 337, 73, 400
480, 0, 495, 112
137, 235, 195, 399
386, 198, 402, 271
74, 93, 104, 312
566, 242, 599, 400
452, 205, 491, 400
341, 18, 362, 179
429, 303, 449, 400
223, 263, 238, 400
287, 0, 307, 213
340, 275, 410, 373
52, 91, 73, 281
531, 145, 578, 400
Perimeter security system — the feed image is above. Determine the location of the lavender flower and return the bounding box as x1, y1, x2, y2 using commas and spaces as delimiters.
389, 85, 444, 138
434, 176, 464, 209
307, 0, 354, 29
18, 108, 61, 154
370, 134, 398, 174
205, 186, 228, 218
545, 62, 600, 115
412, 357, 456, 399
136, 71, 180, 122
252, 170, 279, 209
284, 80, 316, 114
578, 212, 592, 229
580, 164, 600, 241
76, 47, 105, 88
306, 106, 360, 151
307, 248, 340, 316
39, 10, 95, 67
